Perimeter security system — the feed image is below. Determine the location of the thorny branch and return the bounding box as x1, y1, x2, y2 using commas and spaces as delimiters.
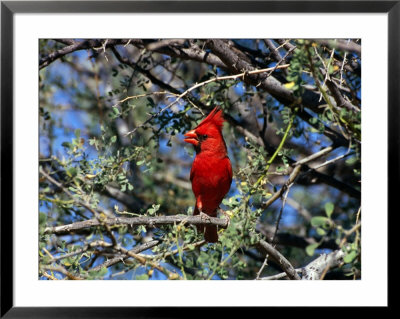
260, 248, 346, 280
123, 63, 290, 137
39, 38, 361, 280
45, 215, 229, 235
40, 167, 118, 246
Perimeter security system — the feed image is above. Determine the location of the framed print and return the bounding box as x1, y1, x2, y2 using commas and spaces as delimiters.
1, 0, 396, 316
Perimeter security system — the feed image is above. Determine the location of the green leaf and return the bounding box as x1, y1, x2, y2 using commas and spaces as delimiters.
74, 129, 81, 138
39, 212, 47, 226
324, 202, 334, 218
343, 250, 358, 263
306, 242, 319, 256
97, 267, 108, 277
345, 156, 358, 165
147, 204, 160, 216
309, 117, 318, 124
136, 274, 149, 280
88, 266, 108, 279
112, 107, 120, 115
311, 216, 330, 228
117, 174, 126, 181
66, 167, 77, 178
316, 227, 326, 236
61, 142, 71, 149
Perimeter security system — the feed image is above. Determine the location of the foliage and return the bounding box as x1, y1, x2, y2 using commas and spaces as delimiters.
39, 39, 361, 280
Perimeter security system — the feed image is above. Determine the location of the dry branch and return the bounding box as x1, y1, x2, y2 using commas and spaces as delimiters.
316, 39, 361, 56
45, 215, 229, 235
41, 265, 84, 280
123, 63, 289, 136
90, 240, 161, 272
40, 167, 118, 246
325, 78, 360, 112
261, 165, 302, 210
301, 249, 345, 280
39, 39, 132, 69
260, 248, 345, 280
257, 239, 301, 280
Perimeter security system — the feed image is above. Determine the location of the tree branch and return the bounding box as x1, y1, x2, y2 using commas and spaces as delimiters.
301, 249, 345, 280
123, 62, 289, 136
40, 167, 118, 246
41, 265, 84, 280
206, 39, 330, 114
316, 39, 361, 56
45, 215, 229, 235
90, 240, 161, 272
260, 249, 345, 280
256, 239, 301, 280
141, 39, 228, 69
261, 165, 302, 210
206, 39, 351, 148
39, 39, 132, 69
325, 78, 360, 112
227, 113, 359, 199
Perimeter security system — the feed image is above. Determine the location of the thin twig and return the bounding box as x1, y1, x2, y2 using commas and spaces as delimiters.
260, 269, 303, 280
256, 166, 300, 279
293, 146, 334, 167
142, 240, 206, 261
41, 266, 84, 280
90, 239, 161, 272
40, 167, 118, 246
124, 64, 289, 136
261, 165, 302, 210
41, 272, 59, 280
339, 221, 361, 248
311, 151, 354, 171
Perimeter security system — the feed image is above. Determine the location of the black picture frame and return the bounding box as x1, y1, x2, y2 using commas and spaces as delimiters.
1, 1, 395, 317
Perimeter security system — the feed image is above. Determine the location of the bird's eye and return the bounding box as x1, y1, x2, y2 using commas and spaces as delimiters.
203, 134, 208, 139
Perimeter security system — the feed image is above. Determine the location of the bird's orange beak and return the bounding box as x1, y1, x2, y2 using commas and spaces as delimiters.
184, 130, 199, 146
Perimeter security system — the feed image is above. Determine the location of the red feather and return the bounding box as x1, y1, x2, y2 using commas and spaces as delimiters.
184, 106, 232, 242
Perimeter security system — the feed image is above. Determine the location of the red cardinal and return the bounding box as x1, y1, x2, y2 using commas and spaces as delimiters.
184, 106, 232, 242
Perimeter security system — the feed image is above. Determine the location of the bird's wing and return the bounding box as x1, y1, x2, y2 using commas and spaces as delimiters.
190, 161, 195, 182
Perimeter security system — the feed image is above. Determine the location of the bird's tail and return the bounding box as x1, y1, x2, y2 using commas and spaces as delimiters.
193, 206, 218, 243
204, 225, 218, 243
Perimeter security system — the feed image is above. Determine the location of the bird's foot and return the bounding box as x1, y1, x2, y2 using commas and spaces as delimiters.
199, 211, 211, 224
218, 207, 231, 227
